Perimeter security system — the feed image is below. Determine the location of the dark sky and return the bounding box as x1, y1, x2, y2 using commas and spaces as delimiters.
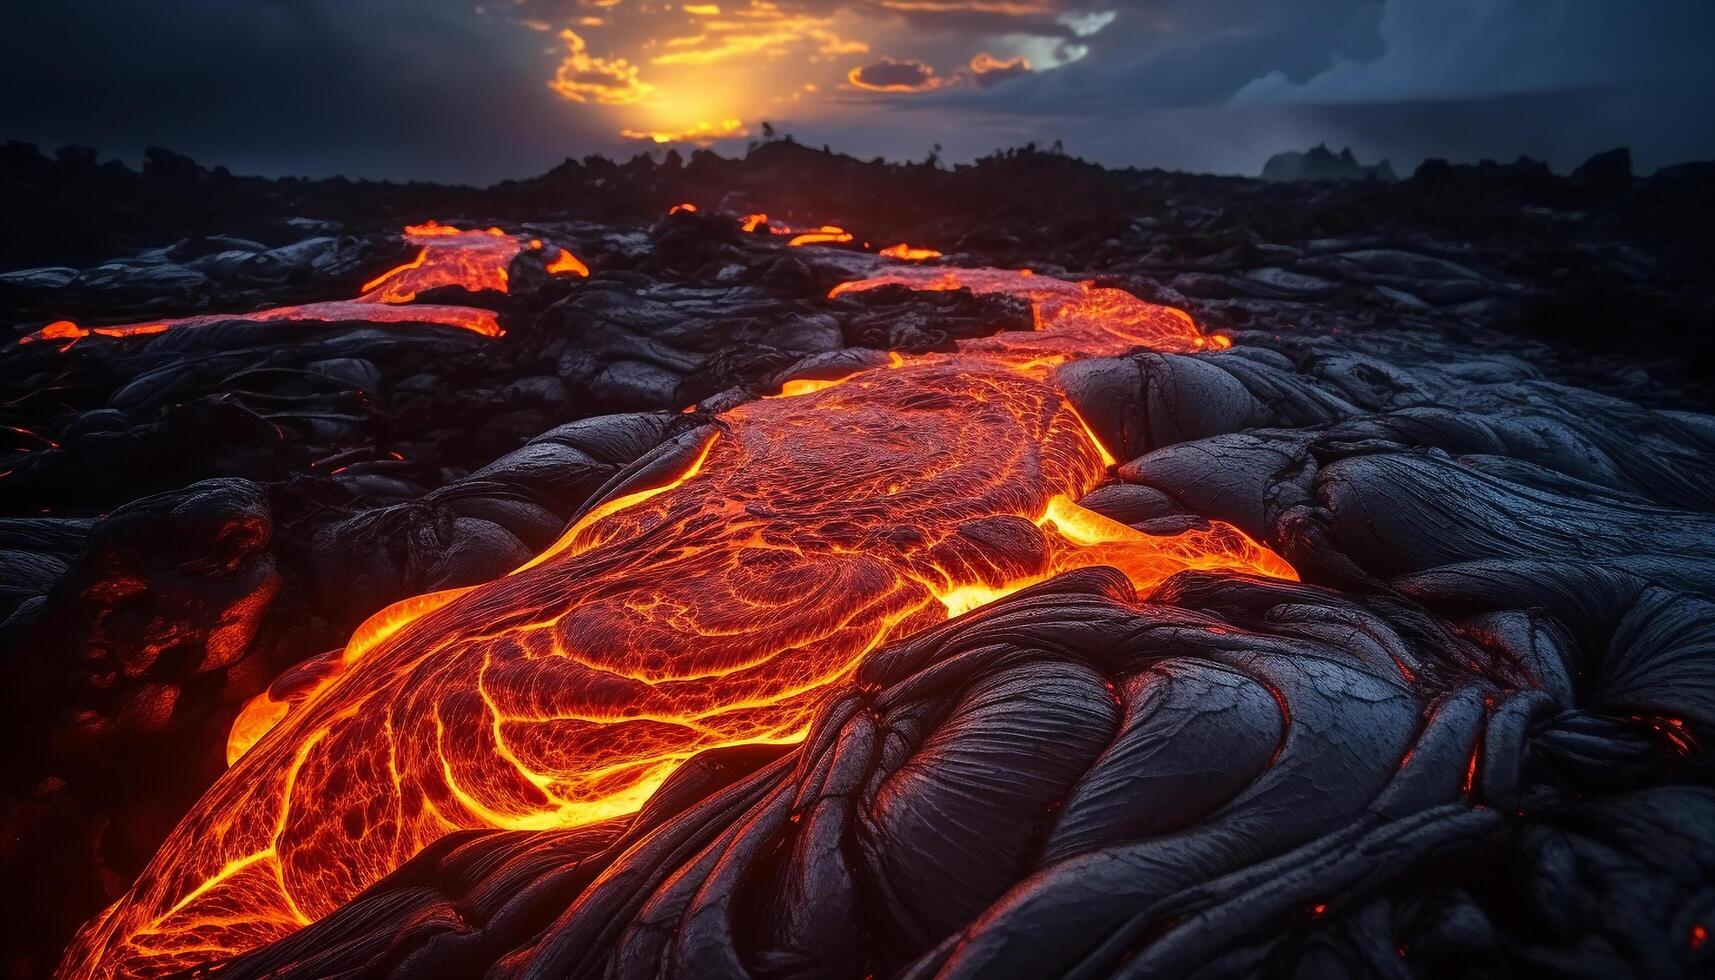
4, 0, 1712, 183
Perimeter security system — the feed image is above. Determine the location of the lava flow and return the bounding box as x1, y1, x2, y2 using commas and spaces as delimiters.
20, 223, 588, 346
879, 242, 943, 261
60, 267, 1290, 978
722, 209, 856, 247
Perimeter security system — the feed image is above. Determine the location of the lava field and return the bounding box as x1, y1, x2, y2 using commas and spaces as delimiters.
2, 141, 1713, 979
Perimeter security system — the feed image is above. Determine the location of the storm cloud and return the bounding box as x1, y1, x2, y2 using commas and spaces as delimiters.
0, 0, 601, 182
848, 58, 951, 92
2, 0, 1712, 181
1234, 0, 1715, 106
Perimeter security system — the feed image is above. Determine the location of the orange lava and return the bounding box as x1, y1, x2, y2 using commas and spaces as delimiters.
345, 223, 521, 304
787, 225, 854, 247
23, 303, 506, 342
733, 212, 825, 239
668, 202, 699, 214
402, 220, 508, 238
27, 320, 87, 344
225, 693, 292, 768
20, 224, 591, 345
546, 248, 591, 277
880, 243, 943, 261
60, 267, 1291, 978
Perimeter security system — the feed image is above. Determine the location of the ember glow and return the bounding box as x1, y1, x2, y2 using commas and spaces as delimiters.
677, 207, 857, 248
738, 212, 816, 237
21, 224, 589, 345
880, 242, 943, 260
546, 248, 591, 277
359, 222, 518, 302
787, 224, 854, 246
61, 267, 1289, 977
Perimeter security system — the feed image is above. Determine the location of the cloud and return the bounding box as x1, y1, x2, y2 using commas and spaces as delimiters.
496, 0, 1086, 135
650, 19, 867, 67
876, 0, 1051, 18
1057, 10, 1115, 36
969, 52, 1031, 87
510, 0, 1068, 30
848, 57, 956, 92
845, 52, 1031, 95
508, 0, 1074, 66
0, 0, 615, 183
939, 0, 1388, 115
549, 29, 654, 104
1233, 0, 1715, 105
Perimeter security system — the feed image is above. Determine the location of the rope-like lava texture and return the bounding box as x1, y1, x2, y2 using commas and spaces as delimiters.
205, 319, 1715, 979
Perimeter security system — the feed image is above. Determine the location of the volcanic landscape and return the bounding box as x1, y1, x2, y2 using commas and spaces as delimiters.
2, 139, 1712, 979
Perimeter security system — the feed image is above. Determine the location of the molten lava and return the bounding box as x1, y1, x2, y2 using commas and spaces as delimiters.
787, 225, 854, 247
880, 243, 943, 261
21, 224, 589, 345
357, 222, 519, 303
61, 267, 1287, 978
546, 248, 591, 277
728, 211, 863, 249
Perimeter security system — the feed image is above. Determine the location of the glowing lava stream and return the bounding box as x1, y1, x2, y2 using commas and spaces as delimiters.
60, 266, 1290, 978
20, 223, 589, 346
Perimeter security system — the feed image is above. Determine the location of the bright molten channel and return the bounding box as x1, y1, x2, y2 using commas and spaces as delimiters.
60, 266, 1291, 977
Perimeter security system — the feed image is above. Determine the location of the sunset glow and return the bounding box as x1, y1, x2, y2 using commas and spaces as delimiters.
509, 0, 1063, 144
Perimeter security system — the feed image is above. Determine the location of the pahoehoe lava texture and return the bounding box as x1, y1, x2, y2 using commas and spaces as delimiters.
2, 145, 1713, 979
206, 328, 1715, 979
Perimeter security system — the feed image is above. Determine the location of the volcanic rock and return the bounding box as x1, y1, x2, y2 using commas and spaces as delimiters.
1262, 143, 1398, 183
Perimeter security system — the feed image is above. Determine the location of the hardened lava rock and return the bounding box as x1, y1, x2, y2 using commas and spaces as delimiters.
207, 565, 1713, 979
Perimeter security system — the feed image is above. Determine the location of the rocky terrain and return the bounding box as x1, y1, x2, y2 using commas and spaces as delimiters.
1260, 143, 1398, 183
2, 140, 1712, 979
